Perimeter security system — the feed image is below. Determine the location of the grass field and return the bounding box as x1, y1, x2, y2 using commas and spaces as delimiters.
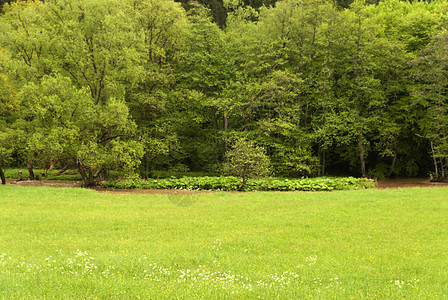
0, 185, 447, 299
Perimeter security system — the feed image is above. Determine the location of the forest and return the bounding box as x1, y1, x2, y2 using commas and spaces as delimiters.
1, 0, 448, 186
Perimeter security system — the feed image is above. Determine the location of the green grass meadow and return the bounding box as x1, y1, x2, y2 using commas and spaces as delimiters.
0, 185, 447, 299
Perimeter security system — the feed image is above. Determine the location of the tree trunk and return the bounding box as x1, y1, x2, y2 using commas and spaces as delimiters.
26, 158, 35, 180
46, 161, 74, 178
238, 166, 248, 191
358, 133, 367, 178
224, 112, 229, 162
440, 158, 445, 179
44, 159, 54, 177
318, 144, 326, 177
145, 154, 150, 179
0, 163, 5, 185
77, 160, 90, 186
387, 150, 397, 178
322, 149, 326, 176
239, 177, 247, 191
77, 161, 103, 187
446, 157, 448, 178
318, 144, 322, 177
430, 141, 439, 178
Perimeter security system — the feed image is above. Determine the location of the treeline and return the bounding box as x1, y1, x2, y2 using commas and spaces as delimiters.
1, 0, 448, 185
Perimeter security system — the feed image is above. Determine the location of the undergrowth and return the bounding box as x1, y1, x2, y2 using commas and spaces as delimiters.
103, 176, 376, 191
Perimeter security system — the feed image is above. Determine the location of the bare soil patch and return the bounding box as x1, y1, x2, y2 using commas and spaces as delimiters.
6, 179, 82, 188
376, 178, 448, 189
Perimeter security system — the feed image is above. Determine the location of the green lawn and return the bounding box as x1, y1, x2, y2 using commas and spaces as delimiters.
0, 185, 447, 299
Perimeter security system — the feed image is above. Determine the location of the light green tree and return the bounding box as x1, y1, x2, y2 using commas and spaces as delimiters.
16, 74, 143, 185
0, 50, 17, 184
223, 138, 270, 190
0, 0, 147, 185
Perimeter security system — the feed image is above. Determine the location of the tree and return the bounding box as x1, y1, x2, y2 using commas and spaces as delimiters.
223, 138, 270, 190
2, 0, 448, 183
0, 0, 146, 185
0, 130, 14, 184
173, 5, 239, 171
124, 0, 189, 177
318, 0, 393, 177
0, 50, 17, 184
224, 0, 331, 176
249, 70, 319, 176
16, 74, 143, 185
412, 29, 448, 179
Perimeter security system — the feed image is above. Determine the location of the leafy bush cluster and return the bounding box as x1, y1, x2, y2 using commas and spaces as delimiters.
103, 176, 376, 191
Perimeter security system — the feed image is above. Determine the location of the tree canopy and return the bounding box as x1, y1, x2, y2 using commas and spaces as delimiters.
1, 0, 448, 184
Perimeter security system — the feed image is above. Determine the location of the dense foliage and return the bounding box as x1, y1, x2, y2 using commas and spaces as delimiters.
103, 176, 376, 191
1, 0, 448, 185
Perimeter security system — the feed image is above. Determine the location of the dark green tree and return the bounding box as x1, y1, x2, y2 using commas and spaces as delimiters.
412, 30, 448, 179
